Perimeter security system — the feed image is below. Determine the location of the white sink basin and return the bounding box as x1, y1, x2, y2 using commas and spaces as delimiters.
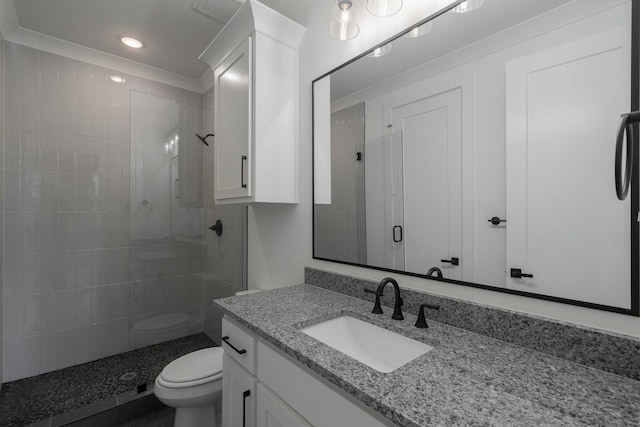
300, 316, 433, 373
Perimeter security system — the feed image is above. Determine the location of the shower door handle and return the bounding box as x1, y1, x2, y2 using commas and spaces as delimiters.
393, 225, 403, 242
242, 389, 251, 427
615, 111, 640, 200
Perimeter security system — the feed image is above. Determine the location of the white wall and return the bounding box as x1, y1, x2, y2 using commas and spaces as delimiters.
248, 0, 640, 337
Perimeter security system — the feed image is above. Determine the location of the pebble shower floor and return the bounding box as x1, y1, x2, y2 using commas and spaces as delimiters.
0, 334, 214, 426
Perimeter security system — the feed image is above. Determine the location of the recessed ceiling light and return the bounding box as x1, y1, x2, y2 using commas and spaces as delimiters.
121, 37, 143, 49
109, 75, 126, 83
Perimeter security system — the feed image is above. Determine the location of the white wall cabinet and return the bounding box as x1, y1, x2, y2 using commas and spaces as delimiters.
221, 317, 391, 427
200, 0, 305, 205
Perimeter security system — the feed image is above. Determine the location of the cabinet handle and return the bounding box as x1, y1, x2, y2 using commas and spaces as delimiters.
510, 268, 533, 279
241, 155, 247, 188
242, 389, 251, 427
174, 178, 180, 199
441, 257, 459, 266
392, 225, 403, 242
221, 336, 247, 355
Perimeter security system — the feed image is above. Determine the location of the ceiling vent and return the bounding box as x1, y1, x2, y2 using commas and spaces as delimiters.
192, 0, 245, 23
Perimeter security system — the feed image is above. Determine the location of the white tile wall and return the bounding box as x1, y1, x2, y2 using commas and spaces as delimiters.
2, 42, 210, 382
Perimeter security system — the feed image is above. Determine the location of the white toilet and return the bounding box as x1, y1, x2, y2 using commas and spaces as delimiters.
154, 347, 224, 427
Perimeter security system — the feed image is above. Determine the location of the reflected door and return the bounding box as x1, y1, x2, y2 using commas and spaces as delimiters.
391, 88, 463, 279
506, 27, 631, 308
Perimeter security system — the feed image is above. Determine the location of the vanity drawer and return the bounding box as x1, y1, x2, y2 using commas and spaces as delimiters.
222, 317, 257, 374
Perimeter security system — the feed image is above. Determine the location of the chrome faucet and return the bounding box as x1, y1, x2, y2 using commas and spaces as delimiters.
376, 277, 404, 320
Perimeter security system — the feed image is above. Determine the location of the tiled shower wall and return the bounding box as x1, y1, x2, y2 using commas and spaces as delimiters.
314, 103, 366, 264
1, 41, 205, 382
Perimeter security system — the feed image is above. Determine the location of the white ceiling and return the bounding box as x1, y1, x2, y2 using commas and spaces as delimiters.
10, 0, 311, 80
330, 0, 575, 100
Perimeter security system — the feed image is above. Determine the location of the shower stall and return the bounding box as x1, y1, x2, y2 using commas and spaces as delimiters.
1, 41, 245, 385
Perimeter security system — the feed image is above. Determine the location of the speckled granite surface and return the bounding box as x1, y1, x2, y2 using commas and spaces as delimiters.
214, 285, 640, 427
305, 267, 640, 381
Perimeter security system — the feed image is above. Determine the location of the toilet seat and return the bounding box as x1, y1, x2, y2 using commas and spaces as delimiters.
157, 347, 224, 389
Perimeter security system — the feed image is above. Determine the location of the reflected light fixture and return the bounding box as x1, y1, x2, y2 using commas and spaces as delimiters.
404, 21, 433, 38
109, 75, 126, 83
449, 0, 484, 13
329, 0, 359, 41
121, 36, 144, 48
367, 43, 392, 58
367, 0, 402, 17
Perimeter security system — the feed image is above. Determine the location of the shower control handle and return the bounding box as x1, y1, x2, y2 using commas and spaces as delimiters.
221, 336, 247, 355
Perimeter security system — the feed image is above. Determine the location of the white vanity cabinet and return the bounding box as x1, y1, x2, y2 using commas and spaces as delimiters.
221, 317, 392, 427
200, 0, 305, 205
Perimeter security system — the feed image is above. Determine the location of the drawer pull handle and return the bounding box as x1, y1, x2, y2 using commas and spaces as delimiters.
242, 389, 251, 427
221, 336, 247, 355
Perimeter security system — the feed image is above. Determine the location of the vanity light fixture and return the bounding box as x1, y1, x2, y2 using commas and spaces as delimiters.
367, 43, 393, 58
367, 0, 402, 17
449, 0, 484, 13
329, 0, 360, 41
109, 75, 126, 83
121, 36, 144, 49
404, 21, 433, 38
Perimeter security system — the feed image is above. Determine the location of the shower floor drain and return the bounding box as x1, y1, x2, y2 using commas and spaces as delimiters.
119, 372, 138, 381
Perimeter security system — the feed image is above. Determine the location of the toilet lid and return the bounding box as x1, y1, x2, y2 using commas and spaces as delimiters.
160, 347, 224, 384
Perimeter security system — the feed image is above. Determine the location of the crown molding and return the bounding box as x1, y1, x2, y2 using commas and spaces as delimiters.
4, 26, 203, 93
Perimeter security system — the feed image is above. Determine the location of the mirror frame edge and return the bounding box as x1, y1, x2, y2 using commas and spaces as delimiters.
311, 1, 640, 317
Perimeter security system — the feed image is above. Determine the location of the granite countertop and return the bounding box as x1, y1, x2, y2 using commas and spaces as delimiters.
213, 284, 640, 426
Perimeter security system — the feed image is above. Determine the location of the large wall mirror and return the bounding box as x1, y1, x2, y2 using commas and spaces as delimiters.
313, 0, 639, 315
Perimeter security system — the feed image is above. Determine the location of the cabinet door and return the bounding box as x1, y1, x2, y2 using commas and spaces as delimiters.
214, 37, 252, 201
223, 354, 257, 427
256, 384, 311, 427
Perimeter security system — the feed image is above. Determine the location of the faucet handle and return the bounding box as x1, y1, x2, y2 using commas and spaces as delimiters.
415, 303, 440, 328
364, 288, 383, 314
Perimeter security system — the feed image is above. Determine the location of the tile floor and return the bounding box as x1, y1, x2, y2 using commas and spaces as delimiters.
0, 334, 215, 427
